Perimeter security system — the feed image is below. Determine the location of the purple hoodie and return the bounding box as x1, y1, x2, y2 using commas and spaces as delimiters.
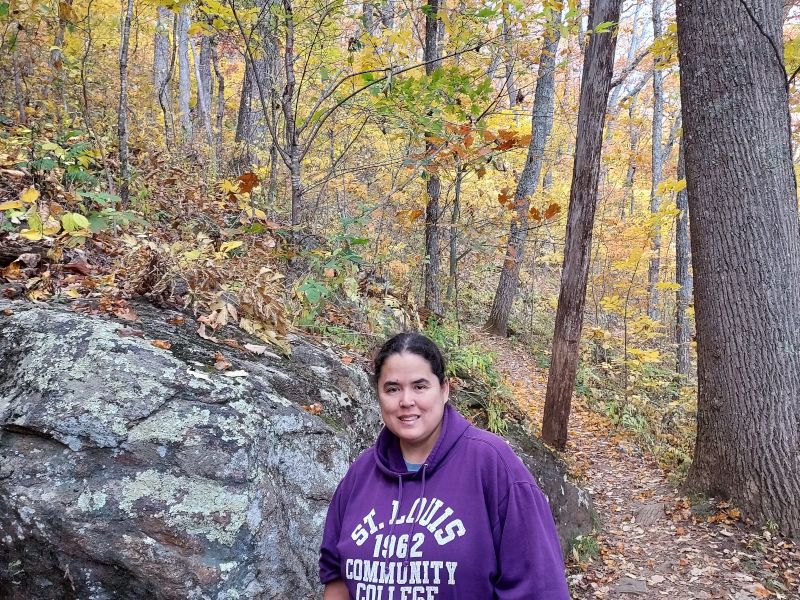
320, 404, 570, 599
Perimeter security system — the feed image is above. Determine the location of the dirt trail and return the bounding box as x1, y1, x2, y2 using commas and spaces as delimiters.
478, 333, 798, 600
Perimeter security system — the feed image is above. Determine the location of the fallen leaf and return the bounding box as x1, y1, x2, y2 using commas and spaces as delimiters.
222, 338, 245, 351
746, 583, 773, 597
151, 339, 172, 350
197, 323, 219, 341
116, 328, 145, 338
114, 306, 139, 321
20, 187, 40, 204
214, 351, 232, 371
302, 402, 323, 415
167, 315, 186, 326
63, 256, 93, 276
244, 343, 268, 354
2, 308, 13, 316
341, 355, 353, 364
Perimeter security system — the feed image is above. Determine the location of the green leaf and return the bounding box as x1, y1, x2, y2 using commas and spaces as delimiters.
475, 7, 495, 17
0, 2, 8, 18
593, 21, 617, 34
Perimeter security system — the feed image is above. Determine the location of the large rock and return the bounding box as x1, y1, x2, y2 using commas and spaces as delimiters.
0, 300, 592, 599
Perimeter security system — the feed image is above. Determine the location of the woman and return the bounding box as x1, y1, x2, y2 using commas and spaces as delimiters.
320, 333, 570, 599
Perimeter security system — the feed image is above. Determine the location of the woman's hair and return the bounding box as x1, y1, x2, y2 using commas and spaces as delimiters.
373, 332, 447, 385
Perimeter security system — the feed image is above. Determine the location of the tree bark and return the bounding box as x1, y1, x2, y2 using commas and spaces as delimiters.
177, 4, 192, 142
647, 0, 665, 321
622, 99, 640, 218
447, 163, 463, 301
423, 0, 443, 315
542, 0, 622, 449
195, 30, 213, 136
154, 6, 175, 150
677, 0, 800, 536
380, 0, 394, 29
210, 36, 225, 157
485, 8, 562, 336
118, 0, 135, 207
281, 0, 303, 234
674, 139, 690, 378
502, 3, 517, 108
191, 39, 214, 151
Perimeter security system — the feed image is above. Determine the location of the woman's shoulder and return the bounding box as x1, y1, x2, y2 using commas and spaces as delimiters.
459, 425, 532, 480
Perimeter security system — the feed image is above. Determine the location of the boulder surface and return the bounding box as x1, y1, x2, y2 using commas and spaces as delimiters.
0, 300, 591, 599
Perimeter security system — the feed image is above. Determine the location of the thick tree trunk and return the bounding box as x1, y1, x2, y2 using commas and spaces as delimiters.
647, 0, 665, 321
542, 0, 621, 449
423, 0, 443, 315
485, 8, 562, 336
177, 5, 192, 142
674, 140, 690, 378
677, 0, 800, 536
118, 0, 135, 207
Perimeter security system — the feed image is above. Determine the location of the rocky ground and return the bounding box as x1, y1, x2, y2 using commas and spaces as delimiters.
479, 334, 799, 600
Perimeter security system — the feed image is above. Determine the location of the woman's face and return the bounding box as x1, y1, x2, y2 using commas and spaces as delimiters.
377, 351, 449, 463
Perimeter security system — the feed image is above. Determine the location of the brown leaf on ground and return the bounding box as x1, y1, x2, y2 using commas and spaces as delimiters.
113, 306, 139, 321
116, 328, 145, 338
150, 339, 172, 350
213, 351, 232, 371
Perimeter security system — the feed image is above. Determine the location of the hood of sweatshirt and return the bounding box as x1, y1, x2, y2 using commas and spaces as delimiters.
373, 403, 471, 477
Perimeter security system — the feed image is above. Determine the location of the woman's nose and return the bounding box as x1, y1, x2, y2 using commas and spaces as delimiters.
399, 391, 414, 407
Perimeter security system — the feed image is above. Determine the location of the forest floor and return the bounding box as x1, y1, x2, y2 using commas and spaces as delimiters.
478, 333, 800, 600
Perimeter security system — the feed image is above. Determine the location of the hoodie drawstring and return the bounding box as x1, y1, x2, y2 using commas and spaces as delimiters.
403, 463, 427, 566
387, 473, 403, 543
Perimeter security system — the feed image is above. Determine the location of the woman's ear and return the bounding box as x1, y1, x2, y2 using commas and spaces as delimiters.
442, 378, 450, 404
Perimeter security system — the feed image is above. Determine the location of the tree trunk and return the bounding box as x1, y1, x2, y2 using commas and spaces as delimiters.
423, 0, 443, 315
177, 5, 192, 142
195, 31, 213, 135
381, 0, 394, 29
647, 0, 665, 321
363, 1, 375, 34
281, 0, 303, 234
674, 139, 690, 378
154, 6, 175, 150
12, 44, 26, 124
485, 8, 562, 336
211, 36, 225, 158
118, 0, 135, 207
191, 39, 214, 151
622, 100, 640, 218
502, 3, 517, 108
677, 0, 800, 536
49, 0, 72, 119
447, 163, 463, 301
542, 0, 621, 449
